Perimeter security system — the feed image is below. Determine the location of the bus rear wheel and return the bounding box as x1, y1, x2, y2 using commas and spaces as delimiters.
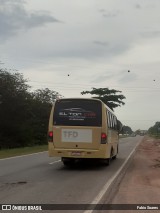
112, 145, 118, 160
61, 157, 75, 167
103, 158, 111, 166
112, 155, 117, 160
103, 148, 113, 166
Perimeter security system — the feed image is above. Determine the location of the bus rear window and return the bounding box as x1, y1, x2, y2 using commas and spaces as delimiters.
53, 99, 102, 126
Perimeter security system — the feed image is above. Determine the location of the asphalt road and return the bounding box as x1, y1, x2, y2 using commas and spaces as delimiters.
0, 136, 143, 208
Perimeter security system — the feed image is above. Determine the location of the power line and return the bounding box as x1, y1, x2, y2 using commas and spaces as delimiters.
29, 80, 149, 88
29, 80, 160, 90
28, 81, 160, 92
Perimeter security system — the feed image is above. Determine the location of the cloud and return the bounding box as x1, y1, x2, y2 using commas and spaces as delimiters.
102, 11, 120, 18
0, 0, 61, 41
135, 4, 142, 9
91, 70, 138, 84
140, 31, 160, 38
99, 9, 106, 13
91, 72, 116, 84
98, 8, 120, 18
93, 41, 108, 46
118, 72, 137, 84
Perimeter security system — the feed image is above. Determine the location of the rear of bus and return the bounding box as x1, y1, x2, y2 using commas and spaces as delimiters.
48, 98, 112, 165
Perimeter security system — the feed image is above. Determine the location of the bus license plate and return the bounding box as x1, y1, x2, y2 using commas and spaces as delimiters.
71, 152, 82, 156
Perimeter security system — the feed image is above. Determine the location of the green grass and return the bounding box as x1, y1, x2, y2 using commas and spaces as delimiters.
0, 145, 48, 159
149, 134, 160, 139
152, 135, 160, 139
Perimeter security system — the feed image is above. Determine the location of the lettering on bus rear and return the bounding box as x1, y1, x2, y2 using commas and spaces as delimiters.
62, 129, 92, 143
63, 131, 78, 138
53, 99, 102, 127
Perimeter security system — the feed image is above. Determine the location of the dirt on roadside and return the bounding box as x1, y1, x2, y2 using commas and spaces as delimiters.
107, 136, 160, 213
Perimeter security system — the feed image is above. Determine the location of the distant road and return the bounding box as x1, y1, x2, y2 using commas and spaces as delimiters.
0, 136, 143, 207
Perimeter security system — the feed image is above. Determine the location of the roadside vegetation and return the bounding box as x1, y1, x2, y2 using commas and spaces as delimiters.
0, 144, 48, 159
0, 69, 62, 150
148, 122, 160, 139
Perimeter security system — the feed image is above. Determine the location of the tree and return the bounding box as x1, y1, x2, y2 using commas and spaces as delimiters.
148, 122, 160, 136
81, 87, 126, 110
122, 126, 133, 135
29, 88, 62, 145
0, 69, 62, 149
117, 120, 123, 133
135, 129, 141, 135
0, 69, 32, 148
32, 88, 62, 104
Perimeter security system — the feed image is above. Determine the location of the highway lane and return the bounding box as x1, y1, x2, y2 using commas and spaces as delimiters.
0, 136, 143, 206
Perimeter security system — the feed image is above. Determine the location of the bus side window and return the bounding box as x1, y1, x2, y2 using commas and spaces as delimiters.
110, 113, 113, 129
107, 111, 111, 128
111, 114, 115, 129
113, 116, 117, 130
107, 111, 117, 130
106, 110, 108, 127
114, 117, 118, 130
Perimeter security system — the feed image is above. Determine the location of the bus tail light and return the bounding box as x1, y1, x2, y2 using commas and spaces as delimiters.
101, 133, 107, 144
48, 131, 53, 142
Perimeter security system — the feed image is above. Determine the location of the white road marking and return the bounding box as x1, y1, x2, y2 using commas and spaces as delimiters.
0, 151, 48, 161
84, 139, 141, 213
49, 160, 61, 164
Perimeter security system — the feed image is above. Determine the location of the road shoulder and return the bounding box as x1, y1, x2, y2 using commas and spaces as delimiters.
106, 136, 160, 212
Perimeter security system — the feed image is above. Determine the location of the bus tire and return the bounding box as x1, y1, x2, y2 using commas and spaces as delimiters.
112, 155, 117, 160
61, 157, 75, 167
103, 158, 111, 166
113, 145, 118, 160
104, 148, 113, 165
103, 149, 112, 166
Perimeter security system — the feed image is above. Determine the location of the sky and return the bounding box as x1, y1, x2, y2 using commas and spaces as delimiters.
0, 0, 160, 131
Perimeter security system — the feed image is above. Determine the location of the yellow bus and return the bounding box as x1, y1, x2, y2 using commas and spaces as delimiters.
48, 98, 121, 166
